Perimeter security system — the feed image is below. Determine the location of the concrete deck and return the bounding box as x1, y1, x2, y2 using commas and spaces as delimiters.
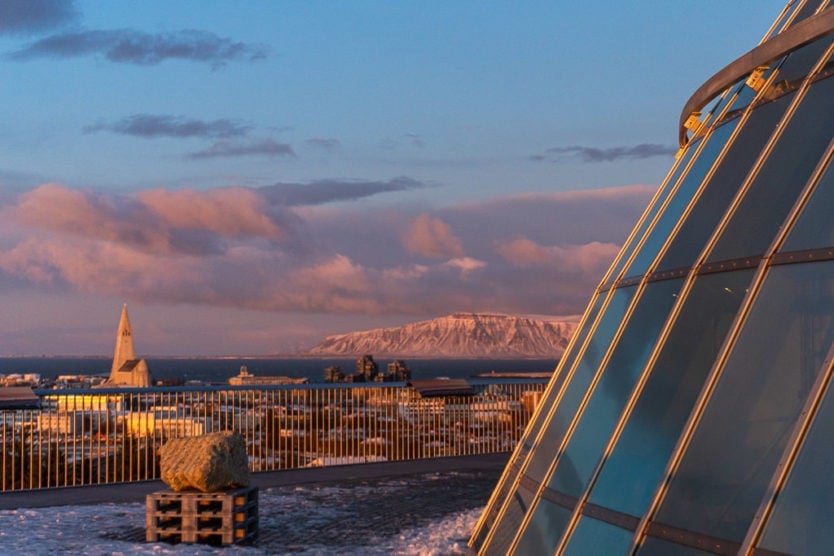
0, 453, 509, 510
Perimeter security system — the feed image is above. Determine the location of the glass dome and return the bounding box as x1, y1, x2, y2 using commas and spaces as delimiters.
470, 2, 834, 554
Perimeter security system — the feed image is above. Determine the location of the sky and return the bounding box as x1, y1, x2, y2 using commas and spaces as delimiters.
0, 0, 787, 356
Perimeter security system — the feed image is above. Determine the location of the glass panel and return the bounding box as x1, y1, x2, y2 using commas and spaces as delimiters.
785, 1, 824, 29
653, 261, 834, 542
780, 157, 834, 251
563, 517, 633, 555
625, 122, 737, 278
757, 362, 834, 554
707, 76, 834, 263
547, 279, 684, 500
474, 293, 607, 547
519, 294, 606, 457
605, 144, 699, 284
513, 496, 572, 555
772, 34, 833, 85
657, 95, 794, 271
588, 270, 755, 517
482, 481, 537, 556
523, 287, 636, 482
637, 537, 716, 555
472, 474, 515, 550
726, 83, 757, 115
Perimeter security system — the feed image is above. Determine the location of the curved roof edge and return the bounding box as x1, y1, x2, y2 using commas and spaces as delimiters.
679, 8, 834, 147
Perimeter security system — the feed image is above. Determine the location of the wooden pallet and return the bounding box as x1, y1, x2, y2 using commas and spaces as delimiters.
146, 486, 258, 545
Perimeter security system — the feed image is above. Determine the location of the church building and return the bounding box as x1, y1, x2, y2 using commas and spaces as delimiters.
106, 304, 153, 388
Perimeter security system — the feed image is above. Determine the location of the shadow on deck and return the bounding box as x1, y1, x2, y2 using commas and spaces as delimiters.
0, 452, 509, 510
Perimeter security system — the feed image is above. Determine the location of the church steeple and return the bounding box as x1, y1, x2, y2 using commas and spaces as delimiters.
106, 304, 153, 387
111, 303, 135, 375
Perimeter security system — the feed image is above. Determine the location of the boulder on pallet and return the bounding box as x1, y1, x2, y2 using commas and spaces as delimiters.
158, 431, 250, 492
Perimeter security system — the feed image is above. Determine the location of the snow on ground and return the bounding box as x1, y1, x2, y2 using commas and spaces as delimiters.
0, 471, 495, 555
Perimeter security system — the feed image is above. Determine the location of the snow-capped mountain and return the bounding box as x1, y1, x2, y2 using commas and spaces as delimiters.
304, 313, 578, 358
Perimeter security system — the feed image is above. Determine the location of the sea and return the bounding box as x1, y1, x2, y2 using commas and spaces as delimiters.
0, 357, 558, 384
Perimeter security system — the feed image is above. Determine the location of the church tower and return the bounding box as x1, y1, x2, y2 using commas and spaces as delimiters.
111, 304, 135, 375
107, 304, 153, 387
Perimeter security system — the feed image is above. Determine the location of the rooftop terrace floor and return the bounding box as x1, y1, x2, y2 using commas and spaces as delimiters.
0, 454, 505, 554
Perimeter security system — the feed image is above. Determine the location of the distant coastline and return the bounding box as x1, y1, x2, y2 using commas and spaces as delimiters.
0, 356, 558, 384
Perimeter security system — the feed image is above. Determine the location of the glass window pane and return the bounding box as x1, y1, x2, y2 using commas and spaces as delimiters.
786, 1, 824, 29
482, 481, 537, 556
474, 294, 608, 550
605, 145, 699, 284
780, 158, 834, 251
772, 34, 833, 85
653, 261, 834, 542
757, 368, 834, 554
588, 270, 755, 518
657, 95, 794, 271
547, 279, 684, 500
563, 517, 633, 555
637, 537, 716, 555
513, 497, 572, 555
625, 123, 737, 278
523, 287, 636, 482
707, 76, 834, 263
472, 471, 516, 550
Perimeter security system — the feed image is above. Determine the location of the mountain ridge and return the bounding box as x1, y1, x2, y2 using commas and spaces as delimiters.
304, 312, 578, 358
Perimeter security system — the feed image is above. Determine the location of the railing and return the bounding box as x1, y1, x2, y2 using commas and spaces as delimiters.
0, 379, 546, 492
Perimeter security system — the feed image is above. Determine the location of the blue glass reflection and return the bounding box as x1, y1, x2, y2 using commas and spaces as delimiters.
626, 122, 737, 278
547, 279, 683, 499
564, 517, 633, 555
523, 287, 636, 482
587, 270, 754, 517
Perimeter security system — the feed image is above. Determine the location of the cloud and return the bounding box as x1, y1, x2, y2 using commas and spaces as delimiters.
381, 133, 426, 150
0, 181, 651, 320
305, 137, 341, 149
8, 183, 292, 257
494, 237, 551, 266
187, 139, 295, 159
0, 0, 77, 35
135, 188, 287, 240
403, 214, 464, 258
260, 177, 425, 206
9, 29, 268, 67
495, 236, 620, 272
85, 114, 251, 139
531, 143, 676, 163
444, 257, 486, 273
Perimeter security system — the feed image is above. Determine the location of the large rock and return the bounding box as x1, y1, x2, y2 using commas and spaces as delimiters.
158, 431, 250, 492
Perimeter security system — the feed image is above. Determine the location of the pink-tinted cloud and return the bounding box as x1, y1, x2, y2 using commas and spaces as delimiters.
444, 257, 486, 274
10, 183, 293, 256
137, 187, 285, 239
496, 236, 620, 273
403, 213, 464, 258
495, 237, 552, 266
0, 181, 651, 324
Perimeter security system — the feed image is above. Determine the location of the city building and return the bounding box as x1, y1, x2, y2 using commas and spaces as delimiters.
323, 365, 345, 383
105, 304, 153, 388
472, 3, 834, 554
386, 360, 411, 381
356, 354, 379, 381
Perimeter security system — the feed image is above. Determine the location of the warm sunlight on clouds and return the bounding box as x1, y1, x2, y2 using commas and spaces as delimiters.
495, 237, 620, 273
403, 214, 464, 258
137, 187, 285, 239
0, 182, 651, 325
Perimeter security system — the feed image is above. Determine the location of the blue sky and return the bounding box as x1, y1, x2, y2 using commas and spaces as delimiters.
0, 1, 787, 356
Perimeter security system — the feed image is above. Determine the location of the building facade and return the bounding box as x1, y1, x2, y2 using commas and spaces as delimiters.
471, 2, 834, 554
106, 304, 153, 388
